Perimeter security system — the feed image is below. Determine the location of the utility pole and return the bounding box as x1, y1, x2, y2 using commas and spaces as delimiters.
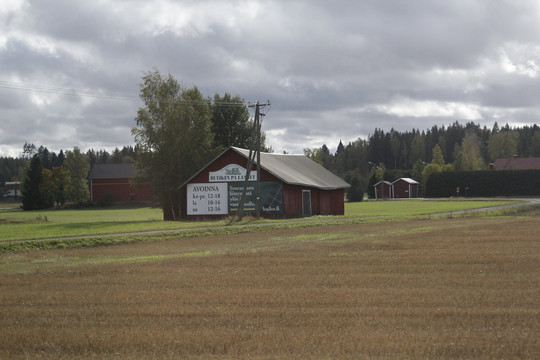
237, 101, 269, 221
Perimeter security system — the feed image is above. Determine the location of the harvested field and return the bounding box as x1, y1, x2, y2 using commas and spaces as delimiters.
1, 214, 539, 359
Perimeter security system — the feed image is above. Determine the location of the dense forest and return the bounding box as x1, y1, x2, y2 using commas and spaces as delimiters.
307, 122, 540, 176
2, 121, 539, 201
0, 144, 140, 183
305, 121, 539, 199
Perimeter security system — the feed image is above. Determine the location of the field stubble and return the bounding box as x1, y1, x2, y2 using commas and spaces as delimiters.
0, 214, 539, 359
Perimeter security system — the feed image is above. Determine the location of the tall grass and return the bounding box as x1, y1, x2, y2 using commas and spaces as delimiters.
0, 213, 538, 359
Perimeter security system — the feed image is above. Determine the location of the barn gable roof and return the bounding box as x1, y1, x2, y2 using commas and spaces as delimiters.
88, 163, 137, 179
181, 147, 350, 190
232, 147, 350, 190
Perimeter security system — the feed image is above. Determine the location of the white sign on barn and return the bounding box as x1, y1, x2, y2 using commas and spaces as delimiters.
187, 183, 228, 215
208, 164, 257, 182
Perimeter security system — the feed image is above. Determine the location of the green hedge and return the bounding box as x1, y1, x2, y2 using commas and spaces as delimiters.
425, 170, 540, 197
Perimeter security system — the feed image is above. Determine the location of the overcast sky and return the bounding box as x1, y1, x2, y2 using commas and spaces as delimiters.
1, 0, 540, 157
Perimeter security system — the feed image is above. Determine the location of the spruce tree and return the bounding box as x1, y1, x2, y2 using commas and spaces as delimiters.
21, 155, 44, 210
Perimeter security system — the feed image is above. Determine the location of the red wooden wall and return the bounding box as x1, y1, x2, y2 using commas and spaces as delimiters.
393, 180, 418, 198
374, 182, 392, 199
182, 149, 345, 218
91, 178, 152, 202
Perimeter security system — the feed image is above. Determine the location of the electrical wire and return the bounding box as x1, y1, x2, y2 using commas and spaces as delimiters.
0, 80, 248, 107
0, 80, 137, 101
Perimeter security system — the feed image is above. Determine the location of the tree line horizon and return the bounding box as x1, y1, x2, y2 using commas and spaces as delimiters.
2, 121, 538, 203
1, 69, 539, 212
1, 122, 539, 184
305, 121, 539, 200
2, 121, 538, 176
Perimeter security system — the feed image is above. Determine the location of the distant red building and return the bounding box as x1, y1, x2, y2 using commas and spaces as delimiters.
392, 178, 419, 199
2, 182, 21, 199
179, 147, 350, 219
374, 181, 392, 199
491, 155, 540, 170
373, 178, 419, 199
88, 164, 152, 203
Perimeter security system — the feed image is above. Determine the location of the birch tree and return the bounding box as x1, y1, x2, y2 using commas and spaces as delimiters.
132, 70, 214, 220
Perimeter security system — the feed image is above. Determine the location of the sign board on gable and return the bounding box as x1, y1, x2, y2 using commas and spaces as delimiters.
209, 164, 257, 182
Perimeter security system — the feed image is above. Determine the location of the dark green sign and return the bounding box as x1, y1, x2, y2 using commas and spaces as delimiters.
228, 182, 283, 214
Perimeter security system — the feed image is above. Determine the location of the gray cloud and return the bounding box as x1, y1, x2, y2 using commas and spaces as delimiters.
1, 0, 539, 157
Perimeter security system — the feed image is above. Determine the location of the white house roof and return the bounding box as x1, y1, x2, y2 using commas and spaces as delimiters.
181, 147, 350, 190
392, 177, 419, 185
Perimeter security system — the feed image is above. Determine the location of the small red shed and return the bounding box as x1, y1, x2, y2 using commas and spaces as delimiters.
88, 163, 152, 203
392, 178, 419, 199
374, 180, 393, 199
179, 147, 350, 219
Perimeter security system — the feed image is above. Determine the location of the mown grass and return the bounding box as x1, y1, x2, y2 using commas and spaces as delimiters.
0, 216, 399, 253
0, 205, 228, 242
0, 199, 519, 243
344, 198, 519, 217
0, 211, 538, 359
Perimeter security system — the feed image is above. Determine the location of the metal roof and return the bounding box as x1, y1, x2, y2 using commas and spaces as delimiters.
230, 147, 350, 190
392, 177, 419, 185
181, 147, 350, 190
492, 156, 540, 170
88, 163, 137, 179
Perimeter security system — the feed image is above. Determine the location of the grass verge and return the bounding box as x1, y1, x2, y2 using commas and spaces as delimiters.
0, 199, 526, 251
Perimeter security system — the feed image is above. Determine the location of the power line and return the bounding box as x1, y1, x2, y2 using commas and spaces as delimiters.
0, 80, 137, 101
0, 80, 248, 107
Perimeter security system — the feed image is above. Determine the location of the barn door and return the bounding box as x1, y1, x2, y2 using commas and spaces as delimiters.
302, 190, 312, 217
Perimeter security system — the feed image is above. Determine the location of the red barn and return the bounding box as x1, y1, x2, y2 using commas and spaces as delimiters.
392, 178, 419, 199
374, 180, 393, 199
179, 147, 350, 219
88, 163, 152, 203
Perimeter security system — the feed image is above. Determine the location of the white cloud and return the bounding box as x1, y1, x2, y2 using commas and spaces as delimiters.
0, 0, 539, 156
29, 92, 54, 107
0, 0, 26, 21
4, 31, 100, 68
52, 124, 77, 142
118, 0, 265, 37
499, 45, 540, 78
373, 97, 483, 121
0, 0, 27, 50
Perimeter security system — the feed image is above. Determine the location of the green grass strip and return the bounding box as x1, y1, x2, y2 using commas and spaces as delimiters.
3, 202, 537, 253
